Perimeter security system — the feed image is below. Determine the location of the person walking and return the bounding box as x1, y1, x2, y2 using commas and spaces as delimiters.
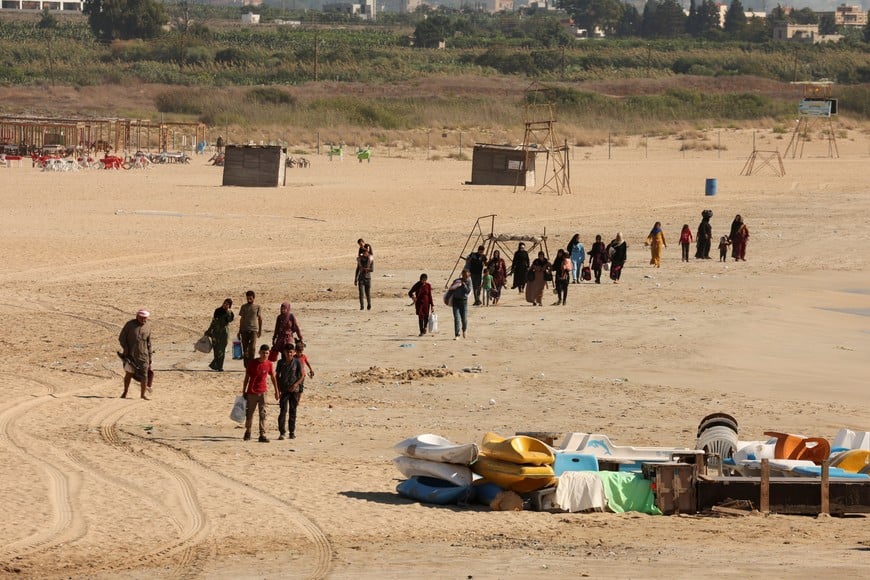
645, 221, 667, 268
678, 224, 693, 262
567, 234, 586, 283
408, 273, 434, 336
553, 248, 572, 305
608, 233, 628, 284
487, 250, 507, 305
732, 219, 749, 261
271, 301, 302, 359
207, 298, 234, 372
119, 309, 152, 400
465, 245, 487, 306
588, 234, 608, 284
481, 267, 493, 306
718, 235, 731, 262
238, 290, 262, 364
241, 344, 278, 443
728, 215, 746, 260
695, 210, 713, 259
276, 343, 303, 440
355, 246, 373, 310
525, 251, 551, 306
509, 242, 530, 293
449, 269, 473, 339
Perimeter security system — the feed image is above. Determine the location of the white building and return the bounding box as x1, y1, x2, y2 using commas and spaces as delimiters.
0, 1, 84, 11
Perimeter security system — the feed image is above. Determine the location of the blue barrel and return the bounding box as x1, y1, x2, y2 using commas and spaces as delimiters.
705, 178, 717, 196
232, 341, 243, 360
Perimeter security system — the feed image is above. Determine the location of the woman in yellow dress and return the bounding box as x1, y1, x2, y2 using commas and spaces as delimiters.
645, 221, 667, 267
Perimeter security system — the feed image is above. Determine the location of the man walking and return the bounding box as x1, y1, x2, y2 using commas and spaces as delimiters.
355, 246, 373, 310
242, 344, 278, 443
465, 245, 487, 306
119, 309, 152, 400
276, 343, 303, 440
238, 290, 262, 364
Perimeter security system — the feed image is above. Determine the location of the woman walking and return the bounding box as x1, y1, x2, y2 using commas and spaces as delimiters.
487, 250, 508, 305
509, 242, 530, 293
588, 235, 608, 284
525, 250, 551, 306
207, 298, 234, 372
553, 248, 572, 305
732, 218, 749, 261
271, 302, 302, 359
645, 221, 667, 268
408, 273, 434, 336
608, 233, 628, 284
567, 234, 586, 283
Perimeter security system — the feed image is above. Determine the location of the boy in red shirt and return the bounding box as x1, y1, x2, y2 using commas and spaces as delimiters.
241, 344, 278, 442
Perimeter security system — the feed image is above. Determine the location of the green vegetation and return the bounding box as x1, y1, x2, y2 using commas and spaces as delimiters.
0, 12, 868, 136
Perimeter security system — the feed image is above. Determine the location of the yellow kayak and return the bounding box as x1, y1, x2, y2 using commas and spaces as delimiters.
471, 456, 555, 493
480, 432, 554, 466
830, 449, 870, 473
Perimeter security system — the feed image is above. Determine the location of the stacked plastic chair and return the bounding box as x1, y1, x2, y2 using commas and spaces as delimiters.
695, 413, 739, 469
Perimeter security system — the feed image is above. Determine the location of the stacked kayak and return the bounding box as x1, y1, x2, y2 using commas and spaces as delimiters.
393, 434, 478, 505
471, 432, 556, 493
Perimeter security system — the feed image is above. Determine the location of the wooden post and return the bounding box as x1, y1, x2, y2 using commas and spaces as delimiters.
760, 458, 770, 514
820, 461, 830, 515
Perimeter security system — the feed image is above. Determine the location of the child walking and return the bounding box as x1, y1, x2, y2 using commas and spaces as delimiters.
481, 267, 493, 306
718, 235, 731, 262
679, 224, 693, 262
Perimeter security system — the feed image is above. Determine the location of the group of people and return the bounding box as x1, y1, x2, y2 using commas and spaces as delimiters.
686, 211, 750, 262
118, 290, 315, 444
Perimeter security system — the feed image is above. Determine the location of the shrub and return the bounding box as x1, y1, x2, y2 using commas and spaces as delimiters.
247, 87, 296, 106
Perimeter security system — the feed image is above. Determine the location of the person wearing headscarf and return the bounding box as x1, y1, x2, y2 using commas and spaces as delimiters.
509, 242, 530, 293
487, 250, 508, 305
728, 214, 744, 260
567, 233, 586, 283
732, 218, 749, 261
525, 250, 551, 306
272, 302, 302, 358
607, 233, 628, 284
645, 221, 667, 268
553, 248, 572, 305
119, 309, 152, 399
408, 273, 434, 336
695, 210, 713, 259
207, 298, 234, 372
588, 234, 608, 284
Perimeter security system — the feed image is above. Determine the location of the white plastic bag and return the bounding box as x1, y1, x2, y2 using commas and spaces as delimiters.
428, 312, 439, 334
194, 334, 212, 353
230, 395, 247, 424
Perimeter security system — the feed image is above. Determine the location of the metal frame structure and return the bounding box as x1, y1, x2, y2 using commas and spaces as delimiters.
515, 84, 572, 195
784, 82, 839, 159
446, 214, 549, 288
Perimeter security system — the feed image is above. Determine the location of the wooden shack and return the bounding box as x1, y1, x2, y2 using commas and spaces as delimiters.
222, 145, 286, 187
469, 144, 538, 187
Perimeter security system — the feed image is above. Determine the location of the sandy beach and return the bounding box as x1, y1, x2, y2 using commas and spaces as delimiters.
1, 128, 869, 578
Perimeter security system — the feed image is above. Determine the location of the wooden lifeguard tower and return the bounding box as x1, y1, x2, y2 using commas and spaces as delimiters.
784, 81, 839, 159
515, 85, 571, 195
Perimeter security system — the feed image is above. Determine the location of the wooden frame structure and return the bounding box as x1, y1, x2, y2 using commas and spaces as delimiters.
741, 149, 786, 176
515, 84, 571, 195
0, 114, 207, 155
446, 214, 549, 288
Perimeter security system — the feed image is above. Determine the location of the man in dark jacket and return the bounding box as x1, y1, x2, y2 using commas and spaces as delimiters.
465, 245, 487, 306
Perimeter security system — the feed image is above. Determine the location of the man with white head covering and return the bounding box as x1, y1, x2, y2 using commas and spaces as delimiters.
118, 309, 153, 400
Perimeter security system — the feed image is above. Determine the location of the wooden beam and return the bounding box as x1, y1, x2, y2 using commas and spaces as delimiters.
760, 459, 770, 514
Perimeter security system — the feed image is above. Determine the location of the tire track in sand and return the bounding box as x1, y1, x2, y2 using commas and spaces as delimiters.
0, 375, 87, 569
92, 400, 212, 577
125, 430, 334, 579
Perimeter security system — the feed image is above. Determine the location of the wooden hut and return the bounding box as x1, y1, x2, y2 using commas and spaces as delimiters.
469, 144, 538, 187
222, 145, 286, 187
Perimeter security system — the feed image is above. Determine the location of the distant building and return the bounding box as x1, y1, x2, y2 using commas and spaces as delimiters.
834, 4, 868, 27
0, 1, 84, 11
773, 22, 842, 44
241, 12, 260, 24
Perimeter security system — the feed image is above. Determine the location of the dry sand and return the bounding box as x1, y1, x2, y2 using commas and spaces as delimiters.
1, 128, 869, 578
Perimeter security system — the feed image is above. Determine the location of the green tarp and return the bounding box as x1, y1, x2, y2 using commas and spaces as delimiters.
597, 472, 662, 515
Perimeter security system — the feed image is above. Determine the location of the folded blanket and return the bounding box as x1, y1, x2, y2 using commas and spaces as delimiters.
555, 472, 606, 512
